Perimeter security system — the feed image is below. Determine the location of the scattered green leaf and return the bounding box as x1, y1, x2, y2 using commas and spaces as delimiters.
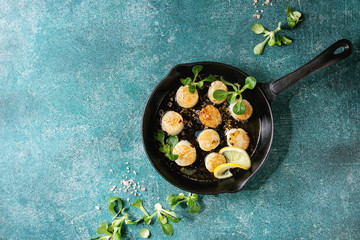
180, 65, 216, 93
131, 199, 149, 216
252, 22, 292, 54
286, 6, 303, 29
139, 228, 151, 239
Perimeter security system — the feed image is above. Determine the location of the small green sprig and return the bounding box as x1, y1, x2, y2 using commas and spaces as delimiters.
180, 65, 216, 93
212, 76, 256, 115
166, 193, 200, 214
252, 22, 292, 55
155, 130, 179, 161
91, 197, 141, 240
286, 6, 303, 29
132, 199, 181, 236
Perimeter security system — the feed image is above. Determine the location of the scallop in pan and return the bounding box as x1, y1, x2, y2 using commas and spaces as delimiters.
161, 111, 184, 136
172, 140, 197, 167
175, 85, 199, 108
205, 152, 226, 173
225, 128, 250, 150
197, 129, 220, 152
199, 105, 222, 128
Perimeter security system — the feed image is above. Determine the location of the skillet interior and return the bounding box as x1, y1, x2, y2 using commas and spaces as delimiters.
142, 62, 274, 194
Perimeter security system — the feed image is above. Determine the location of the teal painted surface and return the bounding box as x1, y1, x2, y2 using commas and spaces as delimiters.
0, 0, 359, 239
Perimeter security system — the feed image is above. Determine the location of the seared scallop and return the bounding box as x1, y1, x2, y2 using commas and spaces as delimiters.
208, 81, 228, 104
226, 128, 250, 150
229, 99, 253, 121
161, 111, 184, 135
199, 105, 222, 128
197, 129, 220, 151
172, 140, 197, 166
205, 152, 226, 173
175, 85, 199, 108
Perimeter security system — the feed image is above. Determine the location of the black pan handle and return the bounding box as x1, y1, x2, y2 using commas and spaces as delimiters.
261, 39, 353, 102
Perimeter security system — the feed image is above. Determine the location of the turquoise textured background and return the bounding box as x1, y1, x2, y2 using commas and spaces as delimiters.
0, 0, 359, 239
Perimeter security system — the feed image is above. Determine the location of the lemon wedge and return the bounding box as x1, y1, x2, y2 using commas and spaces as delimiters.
213, 163, 245, 179
219, 147, 251, 169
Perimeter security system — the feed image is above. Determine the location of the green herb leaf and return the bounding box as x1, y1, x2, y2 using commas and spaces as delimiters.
167, 135, 179, 151
166, 194, 179, 205
166, 153, 179, 161
288, 20, 296, 29
245, 76, 257, 89
226, 93, 237, 104
139, 228, 151, 239
189, 202, 200, 214
180, 77, 191, 86
161, 223, 174, 236
163, 144, 171, 153
143, 214, 155, 225
109, 202, 116, 216
188, 84, 196, 94
112, 219, 124, 227
203, 74, 216, 82
186, 198, 194, 207
268, 36, 276, 46
108, 197, 122, 216
196, 81, 204, 89
163, 211, 181, 223
158, 214, 168, 225
293, 11, 302, 20
254, 37, 269, 55
233, 101, 246, 115
159, 147, 167, 153
281, 36, 293, 45
97, 222, 111, 235
286, 6, 302, 28
131, 199, 150, 216
108, 225, 114, 233
252, 23, 266, 34
190, 193, 198, 201
192, 65, 203, 77
155, 130, 165, 146
286, 6, 292, 15
213, 89, 229, 100
125, 219, 142, 225
113, 230, 121, 240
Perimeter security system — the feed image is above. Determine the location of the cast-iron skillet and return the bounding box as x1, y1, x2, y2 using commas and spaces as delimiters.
142, 39, 353, 194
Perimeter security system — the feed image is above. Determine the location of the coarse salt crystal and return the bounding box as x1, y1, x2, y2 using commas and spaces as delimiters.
95, 206, 100, 210
109, 169, 114, 173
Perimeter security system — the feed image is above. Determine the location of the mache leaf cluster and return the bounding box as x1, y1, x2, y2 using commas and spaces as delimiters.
212, 76, 257, 115
91, 193, 201, 239
180, 65, 216, 93
155, 130, 179, 161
